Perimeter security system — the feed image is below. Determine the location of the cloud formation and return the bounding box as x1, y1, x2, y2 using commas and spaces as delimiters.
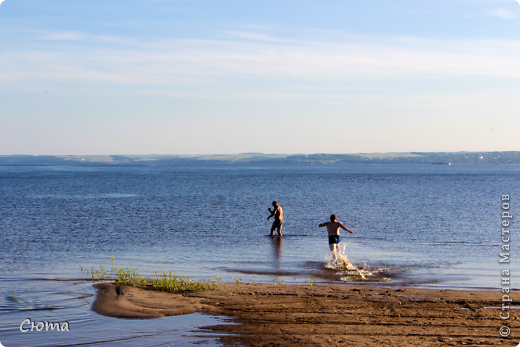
43, 32, 85, 41
0, 0, 6, 6
3, 33, 520, 91
487, 9, 517, 18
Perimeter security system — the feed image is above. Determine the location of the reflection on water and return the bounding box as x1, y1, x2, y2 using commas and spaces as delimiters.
270, 236, 284, 263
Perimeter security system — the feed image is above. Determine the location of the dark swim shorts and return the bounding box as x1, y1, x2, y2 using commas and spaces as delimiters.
272, 219, 283, 228
328, 235, 340, 244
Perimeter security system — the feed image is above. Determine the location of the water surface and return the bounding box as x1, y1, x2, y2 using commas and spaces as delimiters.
1, 164, 518, 346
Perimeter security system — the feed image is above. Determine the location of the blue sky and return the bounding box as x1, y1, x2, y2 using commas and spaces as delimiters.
1, 0, 520, 155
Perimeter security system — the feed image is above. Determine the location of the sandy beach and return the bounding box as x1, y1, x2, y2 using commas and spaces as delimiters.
92, 282, 517, 346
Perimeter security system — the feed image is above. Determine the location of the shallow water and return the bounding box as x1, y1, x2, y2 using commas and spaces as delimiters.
1, 164, 518, 345
0, 278, 233, 347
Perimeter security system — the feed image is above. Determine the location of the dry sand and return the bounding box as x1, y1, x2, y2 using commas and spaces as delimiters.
93, 283, 518, 346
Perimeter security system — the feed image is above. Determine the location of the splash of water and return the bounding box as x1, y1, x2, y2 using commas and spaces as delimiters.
332, 253, 368, 280
324, 243, 372, 280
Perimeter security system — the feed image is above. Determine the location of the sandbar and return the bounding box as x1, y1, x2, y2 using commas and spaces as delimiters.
92, 283, 518, 346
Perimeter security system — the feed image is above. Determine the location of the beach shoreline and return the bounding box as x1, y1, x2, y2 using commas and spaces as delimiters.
92, 282, 517, 346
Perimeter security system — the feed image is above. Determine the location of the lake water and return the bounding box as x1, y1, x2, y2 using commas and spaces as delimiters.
0, 164, 518, 346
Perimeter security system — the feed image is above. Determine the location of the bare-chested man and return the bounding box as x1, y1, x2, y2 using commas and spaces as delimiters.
267, 201, 283, 236
319, 214, 354, 261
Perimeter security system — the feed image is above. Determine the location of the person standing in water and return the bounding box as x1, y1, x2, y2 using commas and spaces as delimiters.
267, 201, 283, 236
319, 214, 354, 261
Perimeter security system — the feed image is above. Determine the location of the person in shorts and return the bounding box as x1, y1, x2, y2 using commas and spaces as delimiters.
267, 201, 283, 236
319, 214, 354, 261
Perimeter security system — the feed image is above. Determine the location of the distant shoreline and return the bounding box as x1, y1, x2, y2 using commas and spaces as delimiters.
2, 151, 520, 166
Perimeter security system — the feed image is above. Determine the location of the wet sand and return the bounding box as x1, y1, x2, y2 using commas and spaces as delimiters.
93, 283, 518, 346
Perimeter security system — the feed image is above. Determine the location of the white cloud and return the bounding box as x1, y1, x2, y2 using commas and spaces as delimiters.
487, 9, 517, 18
516, 0, 520, 5
0, 0, 6, 6
224, 31, 281, 42
43, 32, 85, 41
3, 33, 520, 95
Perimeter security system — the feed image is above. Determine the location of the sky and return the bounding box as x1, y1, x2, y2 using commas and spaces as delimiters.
1, 0, 520, 155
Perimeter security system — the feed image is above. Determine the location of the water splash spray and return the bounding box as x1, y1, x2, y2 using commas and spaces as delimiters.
325, 242, 371, 280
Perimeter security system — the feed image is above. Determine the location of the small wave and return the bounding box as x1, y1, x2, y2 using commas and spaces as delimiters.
101, 193, 136, 198
27, 193, 136, 199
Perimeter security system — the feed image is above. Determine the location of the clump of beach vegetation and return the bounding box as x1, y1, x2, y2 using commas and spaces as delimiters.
80, 256, 220, 293
306, 275, 318, 286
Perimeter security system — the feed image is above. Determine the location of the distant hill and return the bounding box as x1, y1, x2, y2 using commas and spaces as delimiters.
1, 152, 519, 166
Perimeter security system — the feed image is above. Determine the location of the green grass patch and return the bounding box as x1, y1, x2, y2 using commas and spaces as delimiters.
306, 276, 318, 286
80, 257, 220, 293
